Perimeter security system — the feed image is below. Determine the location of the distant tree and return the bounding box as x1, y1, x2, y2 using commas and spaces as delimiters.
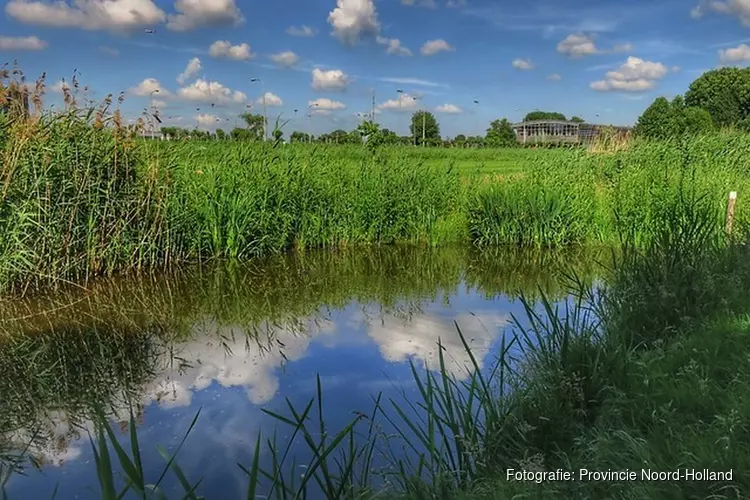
290, 131, 312, 143
570, 116, 585, 123
635, 95, 715, 139
684, 67, 750, 127
523, 111, 567, 122
410, 111, 440, 145
485, 118, 517, 147
239, 112, 266, 140
215, 129, 227, 140
231, 127, 254, 140
347, 129, 362, 144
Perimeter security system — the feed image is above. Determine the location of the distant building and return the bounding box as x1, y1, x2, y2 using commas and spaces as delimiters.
512, 120, 632, 145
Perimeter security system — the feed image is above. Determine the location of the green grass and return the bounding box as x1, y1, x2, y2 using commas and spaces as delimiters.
4, 103, 750, 293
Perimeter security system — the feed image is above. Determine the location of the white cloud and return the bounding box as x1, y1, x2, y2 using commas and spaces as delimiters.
328, 0, 380, 46
435, 103, 462, 113
590, 56, 669, 92
209, 40, 254, 60
311, 68, 350, 91
129, 78, 171, 97
5, 0, 166, 32
420, 39, 454, 55
692, 0, 750, 25
309, 98, 346, 112
557, 33, 599, 57
719, 43, 750, 63
151, 98, 167, 109
401, 0, 437, 7
257, 92, 283, 107
98, 45, 119, 56
378, 92, 418, 112
512, 58, 534, 70
177, 57, 202, 84
286, 25, 317, 37
167, 0, 243, 31
379, 77, 443, 87
376, 36, 412, 56
547, 73, 562, 81
269, 50, 300, 67
366, 311, 509, 379
0, 35, 47, 50
49, 80, 70, 93
177, 79, 247, 105
613, 42, 633, 53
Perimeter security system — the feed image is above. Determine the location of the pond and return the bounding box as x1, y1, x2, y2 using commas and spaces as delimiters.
0, 245, 606, 499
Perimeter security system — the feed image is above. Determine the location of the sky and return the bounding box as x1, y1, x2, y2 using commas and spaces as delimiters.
2, 0, 750, 138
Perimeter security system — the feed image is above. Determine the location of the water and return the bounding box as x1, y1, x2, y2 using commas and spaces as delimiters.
0, 245, 605, 499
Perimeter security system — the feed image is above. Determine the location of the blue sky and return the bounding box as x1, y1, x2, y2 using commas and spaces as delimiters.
2, 0, 750, 137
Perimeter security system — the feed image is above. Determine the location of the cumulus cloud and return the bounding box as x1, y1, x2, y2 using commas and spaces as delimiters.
691, 0, 750, 25
209, 40, 254, 60
719, 43, 750, 64
177, 79, 247, 105
311, 68, 350, 91
309, 97, 346, 111
167, 0, 243, 31
590, 56, 669, 92
420, 39, 454, 56
195, 113, 218, 125
376, 36, 412, 56
286, 25, 317, 37
557, 33, 634, 58
256, 92, 283, 107
0, 34, 47, 50
5, 0, 166, 31
177, 57, 202, 84
547, 73, 562, 81
557, 33, 599, 57
269, 50, 300, 67
328, 0, 380, 46
378, 93, 418, 112
129, 78, 171, 97
435, 103, 461, 113
512, 58, 534, 70
379, 77, 443, 87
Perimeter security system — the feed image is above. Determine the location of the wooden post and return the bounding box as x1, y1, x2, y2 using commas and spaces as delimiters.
726, 191, 737, 235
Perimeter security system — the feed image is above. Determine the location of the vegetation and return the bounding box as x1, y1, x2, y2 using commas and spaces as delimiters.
6, 169, 749, 499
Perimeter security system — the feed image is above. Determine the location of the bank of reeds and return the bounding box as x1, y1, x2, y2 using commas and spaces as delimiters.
4, 67, 750, 294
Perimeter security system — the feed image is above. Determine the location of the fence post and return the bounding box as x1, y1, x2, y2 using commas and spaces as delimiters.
726, 191, 737, 235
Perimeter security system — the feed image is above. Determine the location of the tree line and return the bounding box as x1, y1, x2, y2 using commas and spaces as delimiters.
634, 67, 750, 139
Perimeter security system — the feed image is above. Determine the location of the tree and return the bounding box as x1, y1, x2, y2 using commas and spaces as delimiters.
570, 116, 585, 123
485, 118, 516, 147
635, 95, 714, 139
523, 111, 567, 122
410, 111, 440, 146
239, 112, 266, 140
216, 129, 227, 140
231, 127, 254, 140
684, 67, 750, 127
290, 131, 312, 143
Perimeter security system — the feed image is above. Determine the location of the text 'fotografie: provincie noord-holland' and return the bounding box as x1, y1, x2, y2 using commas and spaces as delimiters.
506, 469, 733, 483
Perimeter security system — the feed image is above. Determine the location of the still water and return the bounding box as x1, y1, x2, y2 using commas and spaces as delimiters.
0, 245, 604, 499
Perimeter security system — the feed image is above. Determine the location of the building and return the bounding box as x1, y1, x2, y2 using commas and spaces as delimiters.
512, 120, 632, 145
